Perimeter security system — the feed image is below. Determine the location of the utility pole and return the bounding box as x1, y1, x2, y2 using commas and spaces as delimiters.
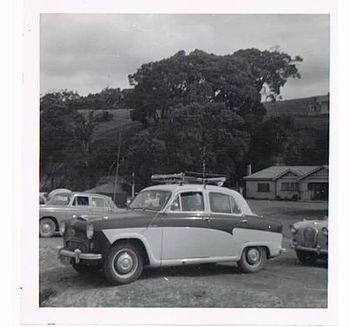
131, 171, 135, 198
113, 129, 122, 202
202, 145, 206, 180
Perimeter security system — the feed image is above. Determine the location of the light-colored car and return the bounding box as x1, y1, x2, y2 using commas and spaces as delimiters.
290, 218, 328, 264
39, 192, 124, 237
58, 183, 285, 285
39, 192, 48, 205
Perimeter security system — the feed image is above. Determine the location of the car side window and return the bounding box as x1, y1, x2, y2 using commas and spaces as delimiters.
209, 192, 231, 213
230, 196, 242, 214
169, 192, 204, 212
209, 192, 242, 215
181, 192, 204, 211
73, 196, 89, 206
91, 197, 107, 208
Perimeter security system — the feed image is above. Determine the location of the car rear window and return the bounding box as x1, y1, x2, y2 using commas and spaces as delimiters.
91, 197, 106, 208
209, 192, 242, 214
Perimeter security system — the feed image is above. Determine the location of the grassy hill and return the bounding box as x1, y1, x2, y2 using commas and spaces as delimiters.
79, 94, 329, 143
263, 95, 329, 130
78, 109, 141, 141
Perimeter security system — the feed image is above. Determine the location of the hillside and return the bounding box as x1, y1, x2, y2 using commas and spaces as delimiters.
78, 108, 141, 141
263, 95, 329, 130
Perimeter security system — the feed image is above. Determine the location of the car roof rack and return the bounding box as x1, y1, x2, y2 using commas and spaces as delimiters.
151, 172, 227, 187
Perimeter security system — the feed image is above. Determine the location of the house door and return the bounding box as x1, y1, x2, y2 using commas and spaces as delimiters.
308, 183, 328, 200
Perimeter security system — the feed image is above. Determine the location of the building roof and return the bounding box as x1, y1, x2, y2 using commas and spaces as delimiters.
85, 183, 124, 194
243, 166, 325, 181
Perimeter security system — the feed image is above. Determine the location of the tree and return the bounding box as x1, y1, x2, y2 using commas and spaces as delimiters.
245, 115, 296, 171
232, 48, 302, 102
40, 91, 114, 190
125, 103, 250, 188
128, 49, 302, 127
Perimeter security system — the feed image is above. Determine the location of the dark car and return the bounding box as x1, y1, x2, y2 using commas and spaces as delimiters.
58, 184, 284, 285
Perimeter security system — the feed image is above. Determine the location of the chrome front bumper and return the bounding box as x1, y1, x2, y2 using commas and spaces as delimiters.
291, 244, 328, 255
58, 247, 102, 264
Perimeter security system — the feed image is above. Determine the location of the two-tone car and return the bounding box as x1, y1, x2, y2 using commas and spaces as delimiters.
39, 192, 124, 237
58, 183, 285, 285
290, 218, 328, 264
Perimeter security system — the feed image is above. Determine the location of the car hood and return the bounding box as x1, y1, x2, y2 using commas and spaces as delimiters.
68, 209, 159, 232
294, 219, 328, 230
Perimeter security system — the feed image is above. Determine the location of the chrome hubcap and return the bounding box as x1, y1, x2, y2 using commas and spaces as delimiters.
42, 222, 52, 233
247, 248, 260, 265
116, 252, 134, 274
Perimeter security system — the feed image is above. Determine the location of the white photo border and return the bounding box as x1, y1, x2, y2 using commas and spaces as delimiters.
19, 0, 336, 326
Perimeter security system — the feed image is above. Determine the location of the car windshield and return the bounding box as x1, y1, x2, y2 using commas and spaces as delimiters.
130, 190, 171, 211
47, 193, 72, 205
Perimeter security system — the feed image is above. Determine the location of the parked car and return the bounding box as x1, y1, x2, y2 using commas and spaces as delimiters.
290, 217, 328, 264
58, 183, 285, 285
39, 192, 124, 237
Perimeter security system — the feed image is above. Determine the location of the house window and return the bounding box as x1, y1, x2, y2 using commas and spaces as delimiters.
281, 182, 299, 191
258, 183, 270, 193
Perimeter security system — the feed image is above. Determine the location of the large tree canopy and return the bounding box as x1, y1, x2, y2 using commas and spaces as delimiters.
128, 49, 302, 127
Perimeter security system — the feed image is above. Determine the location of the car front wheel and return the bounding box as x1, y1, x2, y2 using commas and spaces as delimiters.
39, 218, 56, 237
238, 246, 267, 273
103, 243, 144, 285
296, 250, 318, 265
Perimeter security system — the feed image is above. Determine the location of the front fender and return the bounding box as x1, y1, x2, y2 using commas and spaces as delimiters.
102, 228, 161, 266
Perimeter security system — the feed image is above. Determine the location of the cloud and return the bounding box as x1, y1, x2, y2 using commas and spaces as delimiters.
41, 14, 330, 98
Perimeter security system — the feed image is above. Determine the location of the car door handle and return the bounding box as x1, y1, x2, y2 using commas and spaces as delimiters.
240, 219, 248, 224
202, 216, 211, 222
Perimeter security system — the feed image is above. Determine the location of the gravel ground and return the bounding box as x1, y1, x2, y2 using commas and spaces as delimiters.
39, 200, 328, 308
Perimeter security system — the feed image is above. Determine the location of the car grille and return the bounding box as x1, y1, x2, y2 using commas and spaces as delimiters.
302, 227, 318, 247
66, 240, 88, 253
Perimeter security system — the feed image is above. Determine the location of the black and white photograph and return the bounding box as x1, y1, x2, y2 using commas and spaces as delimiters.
38, 13, 330, 309
17, 1, 342, 325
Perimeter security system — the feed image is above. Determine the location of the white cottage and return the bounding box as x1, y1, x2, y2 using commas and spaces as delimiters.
244, 165, 328, 201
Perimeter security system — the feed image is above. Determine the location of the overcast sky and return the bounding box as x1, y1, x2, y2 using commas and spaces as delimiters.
41, 14, 329, 100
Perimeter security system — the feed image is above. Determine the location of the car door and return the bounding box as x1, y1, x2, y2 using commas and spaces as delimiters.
206, 191, 245, 258
160, 190, 213, 261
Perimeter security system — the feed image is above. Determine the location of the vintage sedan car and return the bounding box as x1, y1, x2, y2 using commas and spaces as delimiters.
290, 218, 328, 264
58, 183, 285, 285
39, 192, 123, 237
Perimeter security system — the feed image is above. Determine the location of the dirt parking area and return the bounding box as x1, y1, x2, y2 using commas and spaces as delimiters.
39, 200, 328, 308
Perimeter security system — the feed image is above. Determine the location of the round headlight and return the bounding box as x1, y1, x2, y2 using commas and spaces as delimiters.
59, 222, 66, 236
86, 224, 94, 239
290, 224, 298, 234
322, 227, 328, 237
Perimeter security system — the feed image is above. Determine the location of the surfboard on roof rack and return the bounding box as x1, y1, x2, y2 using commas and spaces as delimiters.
151, 172, 227, 186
